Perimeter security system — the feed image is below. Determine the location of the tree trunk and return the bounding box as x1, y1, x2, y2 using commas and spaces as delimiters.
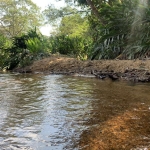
86, 0, 104, 24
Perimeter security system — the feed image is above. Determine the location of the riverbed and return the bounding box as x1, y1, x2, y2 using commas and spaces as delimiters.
0, 73, 150, 150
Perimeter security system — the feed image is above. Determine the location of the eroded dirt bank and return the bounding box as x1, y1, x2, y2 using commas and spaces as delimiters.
14, 55, 150, 82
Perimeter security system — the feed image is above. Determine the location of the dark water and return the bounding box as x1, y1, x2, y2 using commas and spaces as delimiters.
0, 73, 150, 150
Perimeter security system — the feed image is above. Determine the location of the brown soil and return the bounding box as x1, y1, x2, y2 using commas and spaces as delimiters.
14, 54, 150, 82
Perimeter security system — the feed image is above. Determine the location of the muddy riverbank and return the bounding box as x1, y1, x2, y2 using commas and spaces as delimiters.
13, 55, 150, 83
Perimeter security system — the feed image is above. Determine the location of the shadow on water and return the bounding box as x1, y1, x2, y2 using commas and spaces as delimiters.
55, 76, 150, 149
75, 79, 150, 150
0, 73, 150, 150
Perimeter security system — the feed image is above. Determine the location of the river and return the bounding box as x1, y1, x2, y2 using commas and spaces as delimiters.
0, 73, 150, 150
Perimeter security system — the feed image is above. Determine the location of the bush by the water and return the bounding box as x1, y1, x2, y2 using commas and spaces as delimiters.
2, 29, 50, 70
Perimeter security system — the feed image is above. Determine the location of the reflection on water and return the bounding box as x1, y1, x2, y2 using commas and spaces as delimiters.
0, 73, 150, 149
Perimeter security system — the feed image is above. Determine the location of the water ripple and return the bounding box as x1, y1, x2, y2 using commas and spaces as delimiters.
0, 73, 150, 149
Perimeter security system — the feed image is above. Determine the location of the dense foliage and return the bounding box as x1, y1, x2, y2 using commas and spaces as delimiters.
81, 0, 150, 59
1, 0, 150, 70
2, 29, 49, 70
49, 35, 92, 60
43, 0, 150, 60
57, 14, 89, 38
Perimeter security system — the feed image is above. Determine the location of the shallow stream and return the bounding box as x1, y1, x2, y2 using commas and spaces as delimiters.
0, 73, 150, 149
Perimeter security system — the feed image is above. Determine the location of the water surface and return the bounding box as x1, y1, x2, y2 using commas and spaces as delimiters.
0, 73, 149, 149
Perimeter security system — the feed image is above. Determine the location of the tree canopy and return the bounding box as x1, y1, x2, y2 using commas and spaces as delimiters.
0, 0, 42, 37
57, 14, 89, 38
